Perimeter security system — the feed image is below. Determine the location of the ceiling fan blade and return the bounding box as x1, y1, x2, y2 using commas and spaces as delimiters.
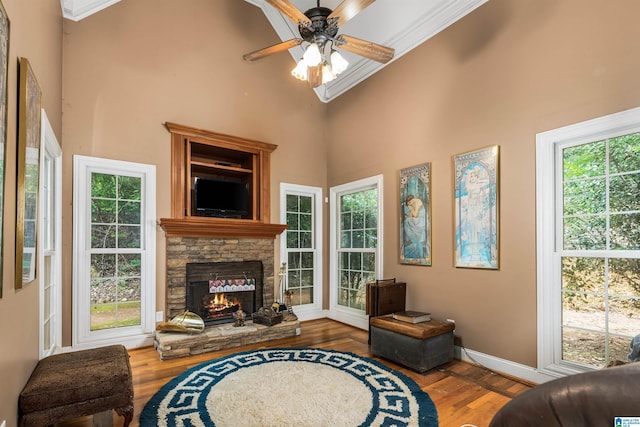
308, 66, 322, 88
243, 38, 303, 62
336, 34, 395, 64
265, 0, 312, 27
327, 0, 376, 27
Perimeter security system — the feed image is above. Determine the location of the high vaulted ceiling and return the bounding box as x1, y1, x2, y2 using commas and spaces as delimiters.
62, 0, 488, 102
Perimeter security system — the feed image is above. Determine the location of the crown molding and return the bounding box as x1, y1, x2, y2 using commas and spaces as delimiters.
61, 0, 121, 21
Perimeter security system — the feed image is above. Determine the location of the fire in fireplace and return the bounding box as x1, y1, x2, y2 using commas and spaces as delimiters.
190, 281, 253, 324
205, 292, 240, 318
186, 261, 263, 326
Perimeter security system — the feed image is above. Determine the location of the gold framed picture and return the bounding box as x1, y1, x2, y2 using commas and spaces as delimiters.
400, 163, 432, 266
453, 145, 500, 269
0, 0, 9, 296
15, 57, 42, 289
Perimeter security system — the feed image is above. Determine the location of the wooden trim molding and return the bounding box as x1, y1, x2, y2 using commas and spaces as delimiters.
159, 218, 287, 239
164, 122, 276, 224
161, 122, 285, 239
164, 122, 277, 154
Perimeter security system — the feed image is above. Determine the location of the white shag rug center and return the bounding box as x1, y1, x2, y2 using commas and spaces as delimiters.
206, 361, 373, 427
140, 349, 438, 427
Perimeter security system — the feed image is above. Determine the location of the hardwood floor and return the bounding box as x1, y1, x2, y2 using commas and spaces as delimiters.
58, 318, 532, 427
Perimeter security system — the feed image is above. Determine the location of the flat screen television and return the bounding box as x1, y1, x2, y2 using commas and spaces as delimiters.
194, 178, 249, 218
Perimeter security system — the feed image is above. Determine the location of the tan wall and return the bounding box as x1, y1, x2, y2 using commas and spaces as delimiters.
61, 0, 327, 346
327, 0, 640, 366
2, 3, 639, 421
0, 0, 62, 423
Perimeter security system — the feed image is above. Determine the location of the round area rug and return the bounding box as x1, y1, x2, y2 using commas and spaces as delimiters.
140, 348, 438, 427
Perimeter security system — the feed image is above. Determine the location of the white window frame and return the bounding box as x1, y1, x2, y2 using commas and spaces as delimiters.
329, 174, 383, 330
279, 183, 324, 320
39, 110, 62, 359
536, 106, 640, 377
72, 155, 156, 349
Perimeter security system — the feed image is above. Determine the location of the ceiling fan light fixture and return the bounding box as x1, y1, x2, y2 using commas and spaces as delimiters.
321, 62, 336, 84
330, 50, 348, 75
302, 43, 322, 67
291, 60, 308, 81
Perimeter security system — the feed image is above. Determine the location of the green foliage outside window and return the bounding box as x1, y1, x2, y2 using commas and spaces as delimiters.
338, 189, 378, 310
561, 132, 640, 367
285, 194, 315, 305
90, 172, 142, 331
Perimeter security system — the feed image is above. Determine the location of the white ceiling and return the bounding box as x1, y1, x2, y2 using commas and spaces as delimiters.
62, 0, 489, 102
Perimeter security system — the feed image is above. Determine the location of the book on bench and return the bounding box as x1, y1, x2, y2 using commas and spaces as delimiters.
392, 311, 431, 324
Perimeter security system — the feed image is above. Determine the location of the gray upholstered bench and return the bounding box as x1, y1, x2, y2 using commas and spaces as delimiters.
19, 344, 133, 427
370, 316, 455, 373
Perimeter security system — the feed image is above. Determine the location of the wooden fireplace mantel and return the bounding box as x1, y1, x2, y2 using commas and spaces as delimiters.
160, 123, 287, 239
158, 217, 287, 239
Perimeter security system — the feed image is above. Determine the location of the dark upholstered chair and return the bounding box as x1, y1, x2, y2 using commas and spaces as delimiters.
489, 362, 640, 427
19, 344, 133, 426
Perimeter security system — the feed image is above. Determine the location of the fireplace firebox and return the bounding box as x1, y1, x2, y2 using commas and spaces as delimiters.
186, 261, 263, 326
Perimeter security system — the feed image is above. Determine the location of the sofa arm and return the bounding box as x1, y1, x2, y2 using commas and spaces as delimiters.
489, 362, 640, 427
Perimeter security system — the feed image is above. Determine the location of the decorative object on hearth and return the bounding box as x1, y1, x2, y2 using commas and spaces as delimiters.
271, 301, 282, 313
243, 0, 395, 88
277, 262, 298, 321
283, 289, 298, 322
252, 306, 283, 326
208, 277, 256, 293
156, 310, 205, 334
232, 308, 246, 327
272, 262, 288, 313
277, 262, 286, 303
139, 348, 438, 426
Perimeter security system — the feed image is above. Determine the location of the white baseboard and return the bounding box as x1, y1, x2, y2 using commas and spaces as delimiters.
455, 345, 557, 384
65, 335, 154, 352
327, 310, 369, 330
292, 308, 328, 322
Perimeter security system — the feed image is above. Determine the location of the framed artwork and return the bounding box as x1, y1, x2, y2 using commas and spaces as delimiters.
400, 163, 431, 266
15, 57, 42, 289
453, 145, 499, 269
0, 0, 8, 297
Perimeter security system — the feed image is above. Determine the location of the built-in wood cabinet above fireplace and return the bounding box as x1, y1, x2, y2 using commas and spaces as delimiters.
159, 123, 287, 238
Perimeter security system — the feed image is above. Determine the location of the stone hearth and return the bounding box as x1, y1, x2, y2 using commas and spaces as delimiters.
157, 234, 299, 358
154, 320, 301, 360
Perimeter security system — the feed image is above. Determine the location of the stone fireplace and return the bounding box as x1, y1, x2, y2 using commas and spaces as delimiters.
185, 260, 263, 326
165, 236, 275, 320
155, 234, 300, 360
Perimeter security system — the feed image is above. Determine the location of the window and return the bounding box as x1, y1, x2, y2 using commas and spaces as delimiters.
537, 107, 640, 375
39, 110, 61, 358
73, 155, 156, 349
280, 184, 323, 319
330, 175, 383, 329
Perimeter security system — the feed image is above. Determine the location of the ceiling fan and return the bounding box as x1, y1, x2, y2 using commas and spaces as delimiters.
243, 0, 395, 87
